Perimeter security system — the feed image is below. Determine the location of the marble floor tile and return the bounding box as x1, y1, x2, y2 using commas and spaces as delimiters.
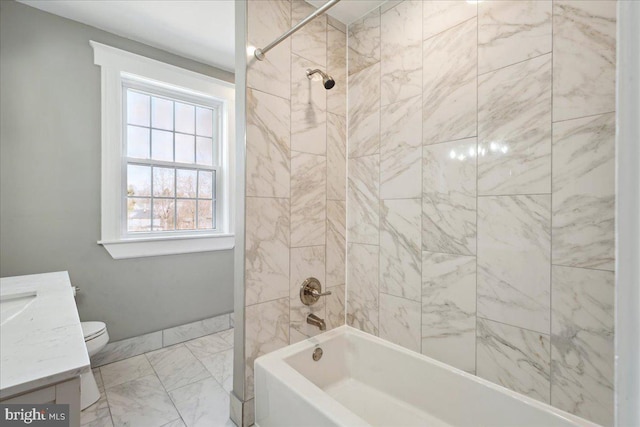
477, 195, 551, 334
347, 155, 379, 245
81, 393, 111, 426
423, 0, 477, 41
289, 246, 326, 339
106, 374, 180, 427
169, 378, 232, 427
379, 293, 421, 353
146, 345, 211, 392
347, 244, 379, 336
82, 416, 114, 427
94, 368, 104, 393
217, 329, 234, 347
478, 54, 552, 195
327, 113, 346, 201
160, 420, 186, 427
348, 7, 380, 76
291, 54, 327, 155
184, 332, 233, 360
291, 0, 326, 65
551, 266, 614, 426
552, 113, 615, 271
199, 348, 233, 393
327, 25, 347, 117
291, 152, 326, 247
162, 316, 229, 347
326, 200, 346, 288
100, 354, 155, 389
326, 285, 346, 331
478, 0, 552, 75
348, 63, 381, 158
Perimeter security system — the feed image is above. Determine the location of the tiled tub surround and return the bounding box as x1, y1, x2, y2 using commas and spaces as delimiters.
243, 0, 347, 402
346, 1, 616, 425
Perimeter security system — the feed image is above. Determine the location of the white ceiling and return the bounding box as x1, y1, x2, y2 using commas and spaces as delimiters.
307, 0, 387, 25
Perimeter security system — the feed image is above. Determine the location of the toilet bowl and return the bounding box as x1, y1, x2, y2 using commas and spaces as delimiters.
80, 321, 109, 410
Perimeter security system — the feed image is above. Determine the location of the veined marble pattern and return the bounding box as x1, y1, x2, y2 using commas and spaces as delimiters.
146, 345, 210, 392
421, 252, 476, 373
291, 152, 326, 247
91, 331, 162, 367
348, 63, 381, 158
199, 348, 233, 393
290, 246, 326, 340
551, 266, 614, 426
184, 333, 231, 360
347, 155, 379, 245
422, 138, 477, 255
478, 54, 552, 195
100, 355, 154, 389
477, 195, 551, 334
477, 318, 551, 404
348, 7, 380, 76
291, 0, 326, 65
247, 0, 291, 99
553, 1, 616, 122
379, 293, 421, 353
326, 284, 345, 331
291, 55, 326, 155
423, 0, 477, 41
380, 199, 421, 302
245, 298, 289, 399
380, 0, 422, 106
478, 1, 552, 75
245, 197, 289, 306
326, 200, 346, 288
162, 315, 230, 347
328, 16, 346, 33
246, 88, 290, 198
327, 113, 346, 201
347, 244, 379, 336
380, 95, 422, 200
423, 18, 477, 146
169, 378, 232, 427
327, 25, 347, 117
552, 113, 615, 271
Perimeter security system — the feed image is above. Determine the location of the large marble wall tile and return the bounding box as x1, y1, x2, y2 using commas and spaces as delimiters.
245, 197, 290, 306
478, 1, 552, 75
380, 95, 422, 199
291, 0, 326, 65
477, 195, 550, 333
348, 63, 381, 158
348, 155, 379, 245
326, 200, 346, 288
551, 266, 614, 426
423, 0, 477, 41
327, 113, 346, 201
552, 113, 615, 271
348, 8, 380, 76
380, 199, 421, 302
246, 88, 290, 198
326, 284, 345, 330
380, 0, 422, 106
245, 298, 289, 399
290, 246, 326, 340
422, 252, 476, 373
327, 25, 347, 117
379, 293, 421, 353
553, 1, 616, 122
291, 54, 326, 155
247, 0, 291, 99
291, 152, 326, 247
478, 54, 552, 195
422, 138, 477, 255
423, 18, 477, 146
347, 244, 379, 336
477, 318, 551, 403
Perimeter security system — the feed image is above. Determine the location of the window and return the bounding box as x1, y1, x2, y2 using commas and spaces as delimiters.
91, 42, 235, 259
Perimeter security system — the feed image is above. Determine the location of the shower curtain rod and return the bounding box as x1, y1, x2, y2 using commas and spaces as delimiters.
254, 0, 342, 61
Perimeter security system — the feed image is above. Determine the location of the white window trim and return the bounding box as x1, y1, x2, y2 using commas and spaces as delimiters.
91, 41, 235, 259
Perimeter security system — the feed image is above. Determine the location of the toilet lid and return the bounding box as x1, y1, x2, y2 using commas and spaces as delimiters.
82, 321, 106, 341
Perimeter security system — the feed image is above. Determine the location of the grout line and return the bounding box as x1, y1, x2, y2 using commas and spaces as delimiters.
550, 7, 555, 404
551, 110, 616, 124
422, 14, 478, 44
475, 0, 480, 377
477, 51, 552, 78
551, 263, 615, 273
477, 316, 551, 337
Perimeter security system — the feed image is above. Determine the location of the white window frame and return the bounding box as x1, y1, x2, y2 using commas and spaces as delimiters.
91, 41, 235, 259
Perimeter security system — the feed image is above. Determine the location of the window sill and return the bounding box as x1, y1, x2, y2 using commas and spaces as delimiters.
98, 234, 234, 259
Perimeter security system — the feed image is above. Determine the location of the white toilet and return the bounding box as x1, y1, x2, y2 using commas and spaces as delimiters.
81, 321, 109, 410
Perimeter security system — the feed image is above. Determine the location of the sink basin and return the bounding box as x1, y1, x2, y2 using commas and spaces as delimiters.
0, 290, 37, 326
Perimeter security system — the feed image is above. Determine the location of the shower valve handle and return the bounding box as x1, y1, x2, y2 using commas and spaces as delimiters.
300, 277, 331, 306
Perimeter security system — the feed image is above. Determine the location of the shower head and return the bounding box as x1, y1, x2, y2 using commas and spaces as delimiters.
306, 69, 335, 90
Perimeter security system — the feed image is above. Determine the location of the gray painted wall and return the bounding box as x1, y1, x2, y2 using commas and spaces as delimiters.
0, 1, 235, 341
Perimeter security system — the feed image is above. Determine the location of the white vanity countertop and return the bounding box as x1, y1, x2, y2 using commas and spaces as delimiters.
0, 271, 90, 399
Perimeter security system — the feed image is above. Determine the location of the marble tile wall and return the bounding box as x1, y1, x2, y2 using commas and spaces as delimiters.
346, 1, 616, 425
244, 0, 347, 402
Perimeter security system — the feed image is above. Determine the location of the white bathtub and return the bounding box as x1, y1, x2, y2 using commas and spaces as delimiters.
254, 326, 599, 427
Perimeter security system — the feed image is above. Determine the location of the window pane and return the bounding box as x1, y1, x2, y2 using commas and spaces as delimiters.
198, 170, 214, 199
175, 133, 195, 163
175, 102, 195, 134
153, 199, 175, 231
196, 107, 213, 137
196, 137, 213, 166
152, 97, 173, 131
177, 200, 196, 230
176, 169, 197, 198
127, 90, 150, 126
127, 165, 151, 197
127, 197, 151, 232
151, 130, 173, 162
197, 200, 213, 229
127, 126, 150, 159
153, 167, 175, 197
